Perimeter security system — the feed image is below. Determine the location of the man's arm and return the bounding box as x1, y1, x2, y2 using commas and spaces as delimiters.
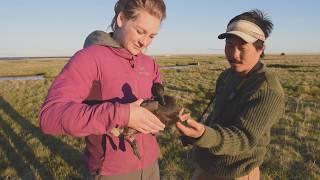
177, 89, 284, 156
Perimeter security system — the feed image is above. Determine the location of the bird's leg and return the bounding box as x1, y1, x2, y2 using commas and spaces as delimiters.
123, 127, 141, 160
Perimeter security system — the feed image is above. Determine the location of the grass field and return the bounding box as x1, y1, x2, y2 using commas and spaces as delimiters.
0, 55, 319, 179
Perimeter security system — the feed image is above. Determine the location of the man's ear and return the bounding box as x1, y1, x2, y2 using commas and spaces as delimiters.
116, 11, 125, 28
260, 44, 265, 53
257, 45, 265, 57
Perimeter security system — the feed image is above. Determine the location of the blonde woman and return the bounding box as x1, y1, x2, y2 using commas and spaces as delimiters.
39, 0, 167, 179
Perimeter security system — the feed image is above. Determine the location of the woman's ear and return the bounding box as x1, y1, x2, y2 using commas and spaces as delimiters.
116, 11, 125, 28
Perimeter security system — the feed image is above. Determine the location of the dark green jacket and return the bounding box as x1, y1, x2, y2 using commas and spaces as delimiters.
194, 62, 285, 178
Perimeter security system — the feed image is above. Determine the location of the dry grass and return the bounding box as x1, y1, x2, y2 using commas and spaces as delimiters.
0, 54, 319, 179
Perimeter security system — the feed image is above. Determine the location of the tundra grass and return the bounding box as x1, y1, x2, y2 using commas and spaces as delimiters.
0, 55, 319, 179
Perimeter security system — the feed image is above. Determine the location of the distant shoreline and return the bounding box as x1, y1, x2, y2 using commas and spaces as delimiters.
0, 56, 70, 61
1, 53, 320, 61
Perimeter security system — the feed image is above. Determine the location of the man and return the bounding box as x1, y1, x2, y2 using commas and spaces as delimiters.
176, 9, 285, 180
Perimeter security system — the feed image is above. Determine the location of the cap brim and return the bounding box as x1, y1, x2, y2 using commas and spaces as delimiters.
218, 31, 257, 43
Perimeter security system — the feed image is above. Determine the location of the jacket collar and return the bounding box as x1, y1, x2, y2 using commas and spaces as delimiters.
245, 61, 264, 77
83, 30, 143, 60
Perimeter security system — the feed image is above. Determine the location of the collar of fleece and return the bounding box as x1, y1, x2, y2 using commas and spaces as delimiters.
83, 30, 120, 48
83, 30, 143, 60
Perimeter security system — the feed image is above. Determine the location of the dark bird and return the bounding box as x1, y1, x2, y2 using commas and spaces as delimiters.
141, 83, 181, 126
83, 83, 181, 159
151, 82, 166, 106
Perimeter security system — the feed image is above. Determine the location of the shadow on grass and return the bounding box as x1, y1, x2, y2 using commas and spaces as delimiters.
185, 84, 214, 118
0, 130, 36, 179
0, 97, 88, 179
0, 116, 52, 179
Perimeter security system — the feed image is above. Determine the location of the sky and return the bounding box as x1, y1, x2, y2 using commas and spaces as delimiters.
1, 0, 320, 57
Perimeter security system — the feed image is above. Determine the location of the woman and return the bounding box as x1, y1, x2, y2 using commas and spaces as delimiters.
39, 0, 166, 179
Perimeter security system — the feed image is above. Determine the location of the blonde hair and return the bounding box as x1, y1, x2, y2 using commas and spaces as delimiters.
111, 0, 166, 31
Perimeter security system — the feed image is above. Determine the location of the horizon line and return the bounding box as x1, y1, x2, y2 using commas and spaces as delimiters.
1, 52, 320, 60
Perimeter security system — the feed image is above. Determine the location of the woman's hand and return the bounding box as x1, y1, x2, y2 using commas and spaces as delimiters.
176, 108, 205, 138
128, 99, 165, 134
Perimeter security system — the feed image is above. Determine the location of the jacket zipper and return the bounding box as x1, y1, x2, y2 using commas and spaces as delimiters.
129, 58, 135, 68
130, 55, 143, 169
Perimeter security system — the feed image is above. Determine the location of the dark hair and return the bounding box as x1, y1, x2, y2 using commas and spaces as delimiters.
111, 0, 166, 31
228, 9, 273, 50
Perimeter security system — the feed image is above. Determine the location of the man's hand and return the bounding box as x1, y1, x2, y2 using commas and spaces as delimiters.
128, 99, 165, 134
176, 108, 205, 138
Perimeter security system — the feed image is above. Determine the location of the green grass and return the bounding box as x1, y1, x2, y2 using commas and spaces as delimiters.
0, 55, 319, 179
0, 58, 68, 78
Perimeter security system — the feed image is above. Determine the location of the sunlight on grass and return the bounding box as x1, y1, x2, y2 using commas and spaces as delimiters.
0, 55, 319, 179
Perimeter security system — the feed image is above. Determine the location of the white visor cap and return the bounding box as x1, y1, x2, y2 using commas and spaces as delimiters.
218, 20, 266, 43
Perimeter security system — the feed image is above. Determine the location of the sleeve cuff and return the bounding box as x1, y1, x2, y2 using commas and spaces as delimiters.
112, 103, 130, 128
195, 126, 221, 148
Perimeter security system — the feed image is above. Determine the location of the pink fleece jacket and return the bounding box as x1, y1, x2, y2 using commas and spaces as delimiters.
39, 44, 161, 175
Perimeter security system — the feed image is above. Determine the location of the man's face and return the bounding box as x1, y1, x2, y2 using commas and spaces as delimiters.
224, 35, 263, 75
116, 10, 161, 55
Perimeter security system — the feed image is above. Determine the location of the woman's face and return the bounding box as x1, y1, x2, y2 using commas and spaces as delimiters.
116, 10, 161, 55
